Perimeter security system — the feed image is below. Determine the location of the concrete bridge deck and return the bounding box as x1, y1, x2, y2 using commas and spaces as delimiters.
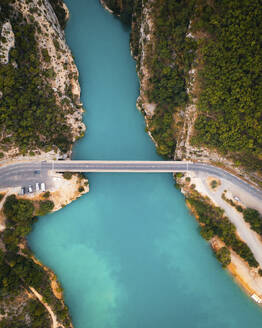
0, 160, 261, 199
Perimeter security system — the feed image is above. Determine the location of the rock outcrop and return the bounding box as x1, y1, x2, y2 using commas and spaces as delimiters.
0, 0, 85, 161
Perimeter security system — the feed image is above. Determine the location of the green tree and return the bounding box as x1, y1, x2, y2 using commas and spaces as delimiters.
216, 247, 231, 267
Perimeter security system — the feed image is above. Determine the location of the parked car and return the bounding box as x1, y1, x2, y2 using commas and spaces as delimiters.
34, 170, 40, 174
234, 196, 240, 202
21, 187, 26, 195
41, 182, 46, 192
28, 185, 33, 193
36, 183, 40, 192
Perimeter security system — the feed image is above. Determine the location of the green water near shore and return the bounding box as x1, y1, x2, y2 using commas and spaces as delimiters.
28, 0, 262, 327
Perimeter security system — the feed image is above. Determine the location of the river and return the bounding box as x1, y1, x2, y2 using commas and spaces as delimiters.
28, 0, 262, 327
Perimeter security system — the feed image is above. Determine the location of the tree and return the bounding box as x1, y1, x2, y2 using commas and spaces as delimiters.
38, 201, 54, 216
216, 247, 231, 267
200, 226, 214, 241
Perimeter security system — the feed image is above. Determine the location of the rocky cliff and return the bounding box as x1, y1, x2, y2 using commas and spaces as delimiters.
0, 0, 85, 162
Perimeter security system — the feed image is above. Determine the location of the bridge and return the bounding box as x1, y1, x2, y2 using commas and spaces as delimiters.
48, 160, 191, 172
0, 160, 261, 199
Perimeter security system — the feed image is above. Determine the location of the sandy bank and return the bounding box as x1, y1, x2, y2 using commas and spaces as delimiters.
180, 171, 262, 304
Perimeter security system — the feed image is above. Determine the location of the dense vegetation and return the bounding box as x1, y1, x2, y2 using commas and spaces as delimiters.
0, 295, 51, 328
37, 200, 55, 216
0, 195, 71, 327
187, 195, 259, 268
0, 4, 72, 155
145, 0, 196, 158
243, 208, 262, 236
216, 247, 231, 268
0, 249, 70, 327
192, 0, 262, 170
2, 195, 54, 249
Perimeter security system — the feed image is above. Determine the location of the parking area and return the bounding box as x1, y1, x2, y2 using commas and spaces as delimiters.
20, 181, 46, 195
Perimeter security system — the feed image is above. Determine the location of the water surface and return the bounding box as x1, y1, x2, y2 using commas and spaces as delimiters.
29, 0, 262, 327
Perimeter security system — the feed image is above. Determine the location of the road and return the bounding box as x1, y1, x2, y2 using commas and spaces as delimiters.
197, 171, 262, 268
0, 160, 261, 199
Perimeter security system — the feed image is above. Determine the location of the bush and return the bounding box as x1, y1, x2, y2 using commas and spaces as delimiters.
3, 195, 34, 222
236, 205, 243, 213
200, 226, 214, 241
38, 200, 54, 216
41, 48, 51, 63
63, 172, 73, 180
78, 186, 84, 193
243, 208, 262, 235
216, 247, 231, 267
43, 191, 50, 198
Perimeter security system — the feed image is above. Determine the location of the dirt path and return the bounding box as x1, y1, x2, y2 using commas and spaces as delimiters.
29, 287, 64, 328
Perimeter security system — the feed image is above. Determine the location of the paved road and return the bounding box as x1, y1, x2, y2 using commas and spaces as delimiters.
0, 160, 261, 199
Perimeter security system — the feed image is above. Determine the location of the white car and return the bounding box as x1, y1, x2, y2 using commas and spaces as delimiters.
36, 183, 40, 192
234, 196, 240, 202
28, 185, 33, 193
41, 182, 46, 192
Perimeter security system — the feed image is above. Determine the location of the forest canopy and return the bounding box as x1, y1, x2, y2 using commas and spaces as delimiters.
0, 5, 72, 155
192, 0, 262, 170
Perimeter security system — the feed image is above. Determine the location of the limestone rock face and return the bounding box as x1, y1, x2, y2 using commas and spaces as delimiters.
0, 21, 15, 65
1, 0, 86, 161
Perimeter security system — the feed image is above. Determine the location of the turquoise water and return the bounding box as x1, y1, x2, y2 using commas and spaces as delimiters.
28, 0, 262, 327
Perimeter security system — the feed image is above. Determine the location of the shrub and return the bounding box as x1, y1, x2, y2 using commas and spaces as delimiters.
63, 172, 73, 180
38, 200, 54, 216
216, 247, 231, 267
243, 208, 262, 236
41, 48, 51, 63
3, 195, 34, 222
200, 226, 214, 241
236, 205, 243, 213
43, 191, 50, 198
